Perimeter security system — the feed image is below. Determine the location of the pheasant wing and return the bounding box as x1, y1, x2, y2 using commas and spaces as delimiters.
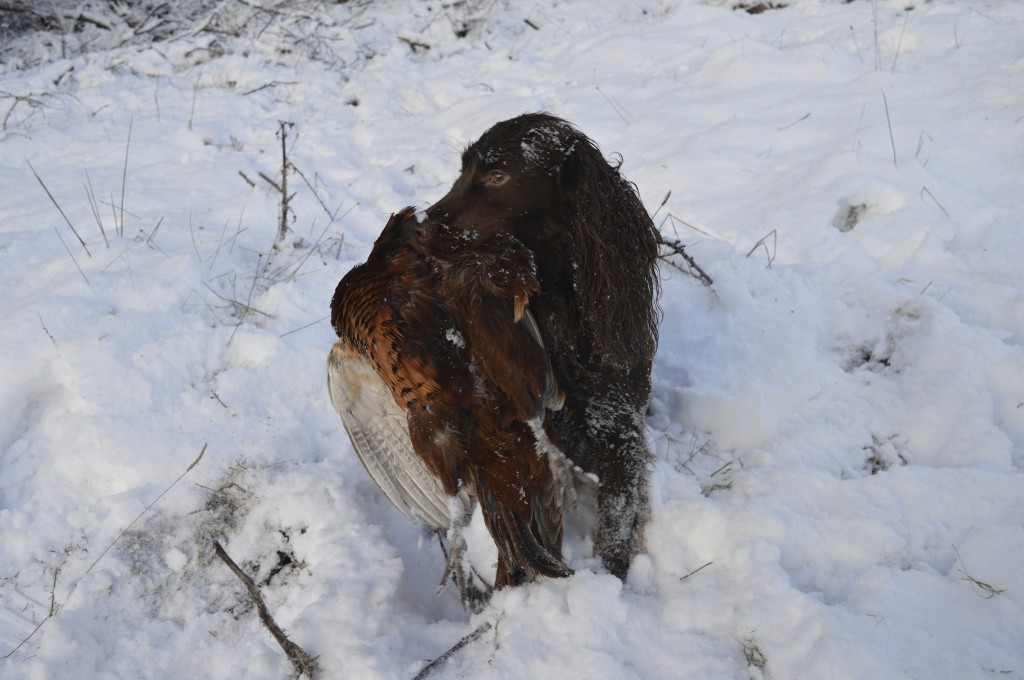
327, 341, 451, 530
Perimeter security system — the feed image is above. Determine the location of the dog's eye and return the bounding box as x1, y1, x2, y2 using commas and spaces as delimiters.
485, 170, 509, 186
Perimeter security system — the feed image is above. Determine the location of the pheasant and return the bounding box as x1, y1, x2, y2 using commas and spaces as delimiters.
327, 207, 573, 610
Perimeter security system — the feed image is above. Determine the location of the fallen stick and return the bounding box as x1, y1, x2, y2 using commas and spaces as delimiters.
412, 622, 493, 680
657, 235, 714, 286
213, 541, 318, 678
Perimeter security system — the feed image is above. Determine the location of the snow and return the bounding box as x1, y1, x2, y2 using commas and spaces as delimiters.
2, 0, 1023, 678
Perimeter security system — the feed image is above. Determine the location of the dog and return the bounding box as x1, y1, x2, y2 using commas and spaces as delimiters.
421, 113, 661, 579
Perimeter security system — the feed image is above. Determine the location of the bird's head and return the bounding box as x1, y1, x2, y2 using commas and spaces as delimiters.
386, 207, 489, 261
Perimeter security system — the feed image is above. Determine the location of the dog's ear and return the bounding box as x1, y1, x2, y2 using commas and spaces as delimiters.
558, 136, 660, 362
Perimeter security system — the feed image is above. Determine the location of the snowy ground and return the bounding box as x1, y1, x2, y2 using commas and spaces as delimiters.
1, 0, 1023, 678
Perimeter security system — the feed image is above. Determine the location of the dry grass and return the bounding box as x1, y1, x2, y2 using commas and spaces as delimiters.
953, 546, 1006, 599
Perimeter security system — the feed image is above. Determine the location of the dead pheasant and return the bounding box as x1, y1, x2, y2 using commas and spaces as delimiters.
327, 207, 573, 610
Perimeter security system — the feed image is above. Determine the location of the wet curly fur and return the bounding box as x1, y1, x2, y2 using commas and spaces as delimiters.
424, 112, 660, 578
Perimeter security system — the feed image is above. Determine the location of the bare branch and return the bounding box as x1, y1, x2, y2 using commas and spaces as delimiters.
413, 622, 493, 680
213, 542, 318, 678
658, 234, 714, 286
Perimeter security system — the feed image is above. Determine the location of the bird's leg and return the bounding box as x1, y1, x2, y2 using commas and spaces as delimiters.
435, 529, 490, 602
552, 451, 580, 512
570, 463, 599, 493
529, 419, 579, 512
436, 497, 492, 613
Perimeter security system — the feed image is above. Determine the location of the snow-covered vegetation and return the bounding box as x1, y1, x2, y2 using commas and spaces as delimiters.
1, 1, 1022, 677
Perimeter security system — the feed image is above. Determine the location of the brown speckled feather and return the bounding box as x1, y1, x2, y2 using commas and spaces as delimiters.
328, 207, 571, 593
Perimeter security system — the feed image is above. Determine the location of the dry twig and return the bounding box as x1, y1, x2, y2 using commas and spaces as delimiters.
745, 229, 777, 268
680, 561, 714, 582
277, 120, 294, 244
657, 234, 714, 286
413, 622, 493, 680
213, 542, 318, 678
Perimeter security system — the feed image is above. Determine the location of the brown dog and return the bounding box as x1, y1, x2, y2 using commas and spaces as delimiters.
422, 113, 660, 579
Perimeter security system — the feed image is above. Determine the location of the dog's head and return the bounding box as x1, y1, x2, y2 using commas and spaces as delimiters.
425, 113, 585, 244
423, 112, 660, 363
